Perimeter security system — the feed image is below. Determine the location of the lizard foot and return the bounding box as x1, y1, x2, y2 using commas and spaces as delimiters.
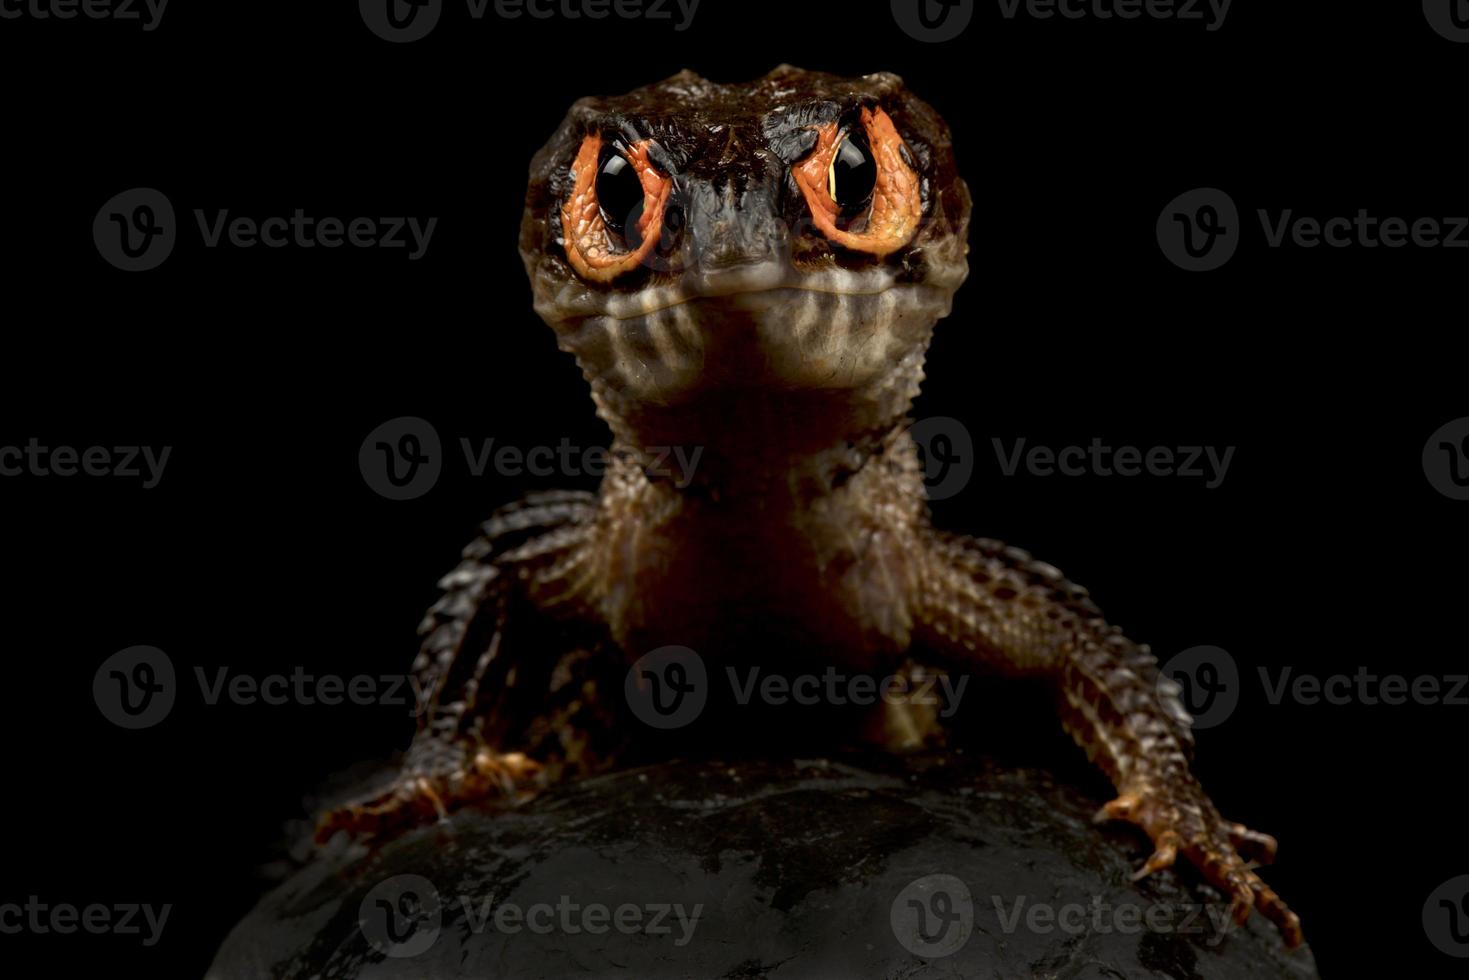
315, 747, 545, 844
1094, 786, 1303, 949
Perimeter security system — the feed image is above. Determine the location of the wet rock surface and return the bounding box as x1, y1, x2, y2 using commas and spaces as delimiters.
209, 756, 1318, 979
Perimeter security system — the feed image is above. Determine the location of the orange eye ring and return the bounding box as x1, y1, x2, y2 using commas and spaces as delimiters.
561, 134, 671, 283
794, 106, 922, 257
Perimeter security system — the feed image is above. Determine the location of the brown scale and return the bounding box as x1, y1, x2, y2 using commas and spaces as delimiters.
318, 66, 1302, 949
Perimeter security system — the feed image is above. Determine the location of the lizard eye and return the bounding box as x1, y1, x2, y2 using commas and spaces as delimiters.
795, 106, 922, 258
560, 133, 672, 283
828, 131, 877, 218
596, 149, 646, 245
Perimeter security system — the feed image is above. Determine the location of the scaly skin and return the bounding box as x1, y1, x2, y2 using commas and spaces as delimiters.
319, 66, 1302, 949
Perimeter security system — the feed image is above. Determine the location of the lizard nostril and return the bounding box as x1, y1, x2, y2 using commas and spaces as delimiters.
691, 217, 790, 274
697, 236, 781, 273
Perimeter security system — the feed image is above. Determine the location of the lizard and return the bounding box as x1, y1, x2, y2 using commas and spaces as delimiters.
317, 65, 1303, 949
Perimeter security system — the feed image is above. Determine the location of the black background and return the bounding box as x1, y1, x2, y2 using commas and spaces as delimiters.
1, 0, 1465, 976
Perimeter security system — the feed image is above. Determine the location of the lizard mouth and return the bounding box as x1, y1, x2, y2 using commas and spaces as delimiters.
532, 259, 966, 405
535, 260, 967, 325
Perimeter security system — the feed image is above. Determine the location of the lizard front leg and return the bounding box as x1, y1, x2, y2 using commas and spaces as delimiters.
317, 492, 618, 842
914, 530, 1304, 948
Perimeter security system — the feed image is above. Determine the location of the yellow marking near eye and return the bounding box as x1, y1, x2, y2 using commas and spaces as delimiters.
826, 131, 847, 203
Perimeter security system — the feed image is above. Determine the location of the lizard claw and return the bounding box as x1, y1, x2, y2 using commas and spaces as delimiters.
315, 747, 545, 844
1227, 821, 1278, 866
1096, 785, 1303, 949
1093, 792, 1140, 824
1131, 829, 1181, 881
315, 775, 451, 844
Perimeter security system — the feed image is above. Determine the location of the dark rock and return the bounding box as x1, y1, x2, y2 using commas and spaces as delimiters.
208, 756, 1319, 979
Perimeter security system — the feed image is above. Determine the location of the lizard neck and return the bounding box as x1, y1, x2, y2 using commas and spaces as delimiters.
591, 342, 930, 507
583, 345, 933, 658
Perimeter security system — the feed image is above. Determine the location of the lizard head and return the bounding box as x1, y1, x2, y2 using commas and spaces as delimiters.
520, 66, 971, 420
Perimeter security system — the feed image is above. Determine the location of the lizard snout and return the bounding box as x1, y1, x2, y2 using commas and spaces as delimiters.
679, 179, 791, 278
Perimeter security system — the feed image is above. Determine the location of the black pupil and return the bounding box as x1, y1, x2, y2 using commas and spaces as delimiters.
596, 152, 646, 245
832, 134, 877, 216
